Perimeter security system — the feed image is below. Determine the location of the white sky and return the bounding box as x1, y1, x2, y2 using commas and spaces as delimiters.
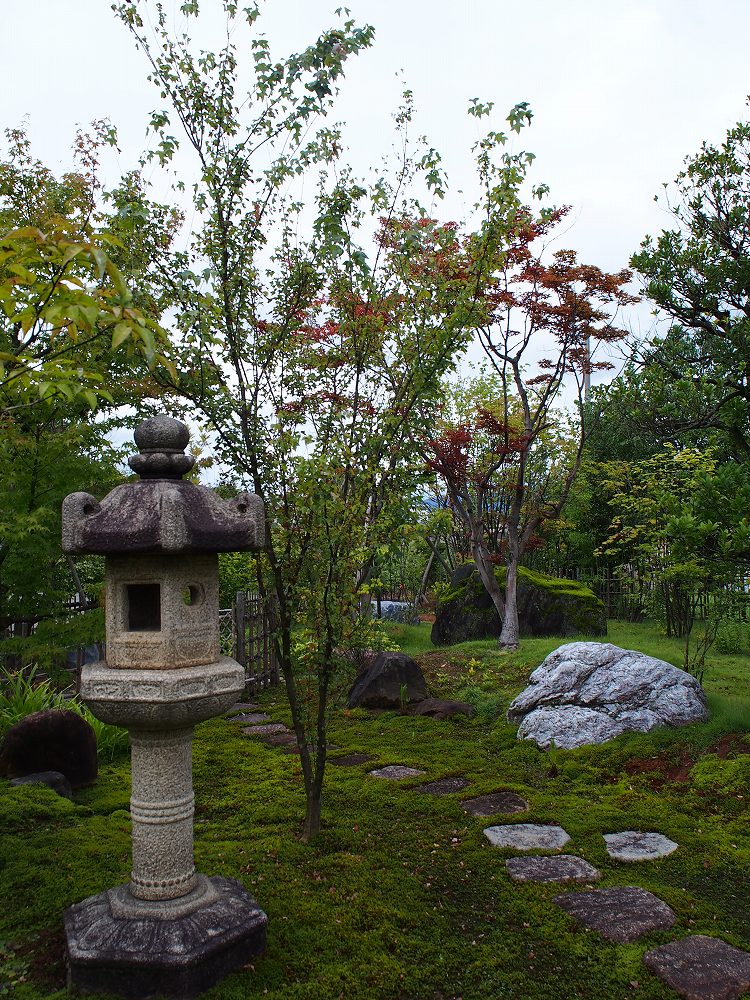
3, 0, 750, 348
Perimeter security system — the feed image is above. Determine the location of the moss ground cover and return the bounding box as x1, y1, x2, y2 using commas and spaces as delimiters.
1, 620, 749, 998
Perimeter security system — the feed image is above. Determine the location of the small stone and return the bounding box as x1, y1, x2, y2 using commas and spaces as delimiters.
483, 823, 570, 851
227, 702, 259, 714
262, 732, 298, 747
416, 776, 471, 796
462, 791, 528, 817
10, 770, 74, 800
554, 886, 675, 943
506, 855, 601, 884
328, 753, 377, 767
644, 935, 750, 1000
369, 765, 426, 780
227, 712, 269, 725
604, 830, 678, 861
241, 723, 289, 737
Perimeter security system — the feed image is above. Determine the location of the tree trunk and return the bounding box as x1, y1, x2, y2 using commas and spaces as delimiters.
498, 554, 520, 650
470, 529, 506, 621
301, 791, 322, 844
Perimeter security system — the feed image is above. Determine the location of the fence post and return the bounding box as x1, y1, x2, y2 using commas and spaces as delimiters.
234, 590, 246, 670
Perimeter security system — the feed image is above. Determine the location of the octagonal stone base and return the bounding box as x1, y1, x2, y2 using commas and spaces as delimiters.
64, 876, 267, 999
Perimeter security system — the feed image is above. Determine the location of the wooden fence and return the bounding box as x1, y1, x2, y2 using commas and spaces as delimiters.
220, 590, 279, 695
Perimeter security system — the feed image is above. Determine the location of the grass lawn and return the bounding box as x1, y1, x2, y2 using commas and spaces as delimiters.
2, 620, 749, 999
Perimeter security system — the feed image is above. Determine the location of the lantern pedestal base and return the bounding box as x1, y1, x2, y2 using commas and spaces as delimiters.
63, 875, 267, 999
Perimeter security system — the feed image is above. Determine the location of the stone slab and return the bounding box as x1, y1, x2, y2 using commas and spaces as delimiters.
241, 723, 289, 737
483, 824, 570, 851
604, 830, 678, 862
644, 935, 750, 1000
10, 770, 73, 800
262, 731, 298, 748
415, 776, 471, 796
461, 791, 529, 817
227, 712, 269, 724
506, 855, 601, 884
553, 886, 675, 942
64, 875, 267, 999
369, 765, 426, 780
227, 702, 259, 714
328, 753, 377, 767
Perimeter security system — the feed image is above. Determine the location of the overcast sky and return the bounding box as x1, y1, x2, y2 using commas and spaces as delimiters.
4, 0, 750, 347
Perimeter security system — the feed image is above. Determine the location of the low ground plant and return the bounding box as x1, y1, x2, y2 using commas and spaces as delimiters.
1, 620, 748, 998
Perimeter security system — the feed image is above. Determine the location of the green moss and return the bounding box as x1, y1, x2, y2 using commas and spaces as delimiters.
4, 620, 750, 999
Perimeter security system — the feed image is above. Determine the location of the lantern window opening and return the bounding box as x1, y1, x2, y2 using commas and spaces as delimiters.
182, 584, 205, 607
126, 583, 162, 632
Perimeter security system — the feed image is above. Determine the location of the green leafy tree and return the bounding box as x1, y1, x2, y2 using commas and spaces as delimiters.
631, 108, 750, 460
113, 0, 538, 839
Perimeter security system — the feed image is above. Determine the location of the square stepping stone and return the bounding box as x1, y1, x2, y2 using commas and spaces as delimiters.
506, 855, 601, 884
553, 886, 675, 942
644, 935, 750, 1000
369, 765, 426, 780
263, 731, 298, 747
227, 712, 270, 724
416, 776, 470, 796
328, 753, 377, 767
484, 824, 570, 851
462, 791, 529, 817
241, 723, 289, 737
604, 831, 678, 862
227, 702, 259, 714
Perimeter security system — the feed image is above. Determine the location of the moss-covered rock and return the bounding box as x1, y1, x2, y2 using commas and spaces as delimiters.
431, 564, 607, 646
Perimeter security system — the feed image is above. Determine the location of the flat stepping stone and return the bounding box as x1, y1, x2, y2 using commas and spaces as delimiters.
484, 823, 570, 851
263, 731, 298, 747
604, 830, 678, 861
554, 886, 675, 943
462, 792, 529, 817
227, 712, 270, 724
241, 723, 290, 737
506, 855, 601, 884
227, 702, 259, 714
328, 753, 377, 767
416, 776, 471, 796
644, 935, 750, 1000
369, 765, 426, 780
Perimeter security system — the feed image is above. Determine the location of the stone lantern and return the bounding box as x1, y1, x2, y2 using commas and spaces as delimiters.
61, 415, 268, 999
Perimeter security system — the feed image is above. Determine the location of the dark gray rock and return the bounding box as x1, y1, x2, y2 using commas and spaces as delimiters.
10, 770, 73, 800
64, 875, 267, 999
227, 712, 269, 724
431, 564, 606, 646
408, 698, 476, 721
508, 642, 709, 749
461, 791, 529, 817
506, 855, 601, 884
371, 600, 419, 624
553, 886, 675, 942
328, 753, 377, 767
0, 709, 97, 788
415, 776, 470, 795
644, 935, 750, 1000
347, 651, 427, 709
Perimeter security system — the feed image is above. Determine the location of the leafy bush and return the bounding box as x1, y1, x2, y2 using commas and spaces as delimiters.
0, 667, 128, 761
714, 618, 750, 655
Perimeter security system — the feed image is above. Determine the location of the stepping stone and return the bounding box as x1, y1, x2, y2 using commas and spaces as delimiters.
553, 886, 675, 943
241, 723, 290, 738
280, 743, 340, 755
416, 776, 471, 796
262, 731, 298, 747
604, 830, 678, 862
227, 712, 270, 724
227, 702, 259, 714
462, 791, 529, 817
328, 753, 377, 767
369, 765, 426, 780
484, 824, 570, 851
506, 855, 601, 884
644, 935, 750, 1000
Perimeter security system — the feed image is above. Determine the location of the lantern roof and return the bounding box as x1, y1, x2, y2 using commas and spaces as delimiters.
62, 415, 265, 555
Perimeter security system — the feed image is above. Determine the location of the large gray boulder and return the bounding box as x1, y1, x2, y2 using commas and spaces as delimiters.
507, 642, 709, 749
